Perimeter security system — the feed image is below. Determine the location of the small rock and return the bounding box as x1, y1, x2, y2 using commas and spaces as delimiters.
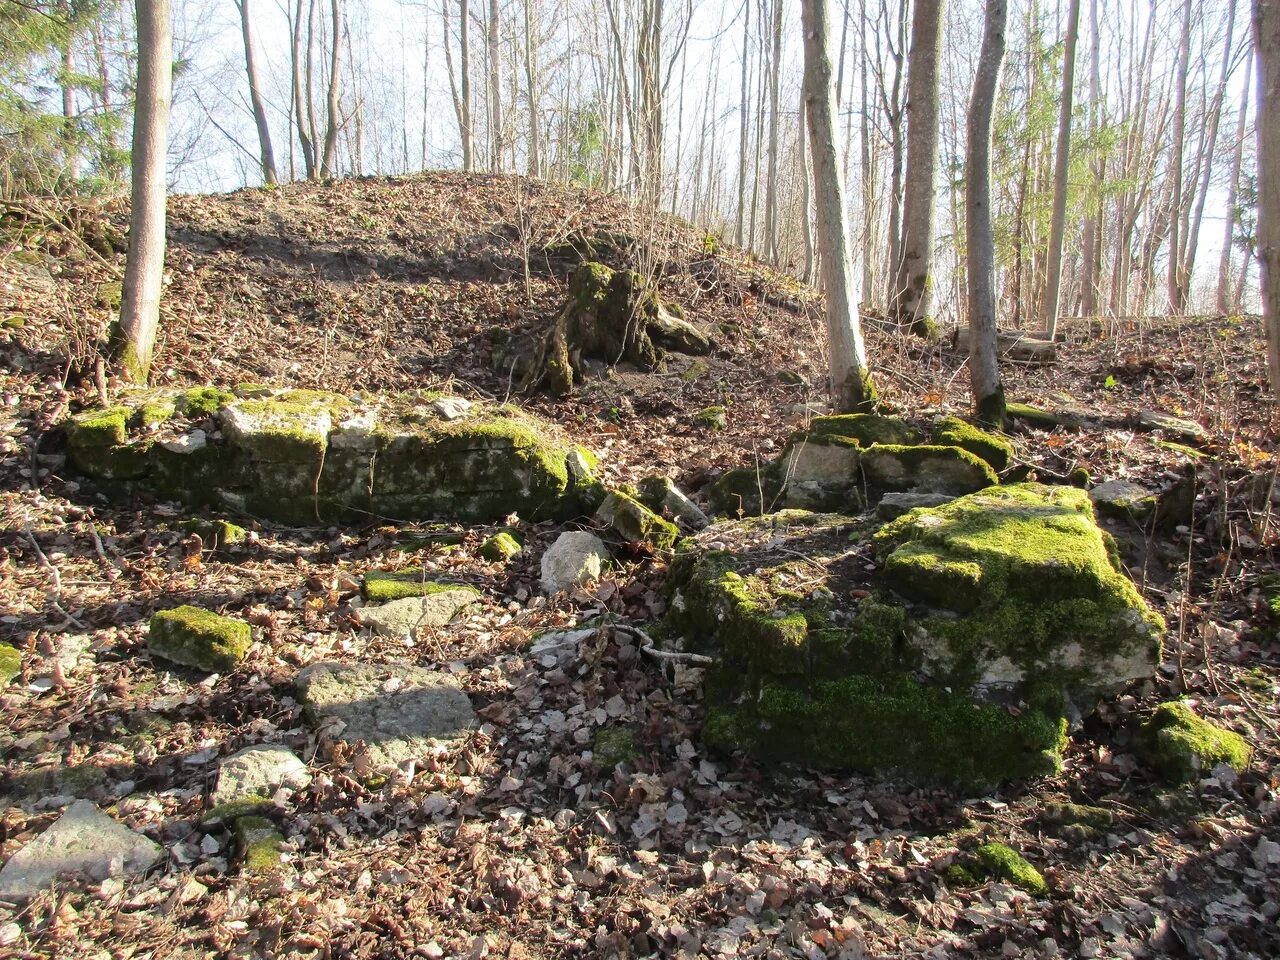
479, 532, 522, 562
595, 492, 680, 549
430, 396, 473, 421
637, 475, 710, 529
296, 662, 477, 768
234, 816, 287, 874
0, 800, 162, 900
1136, 410, 1207, 444
875, 491, 954, 520
529, 626, 598, 670
0, 643, 20, 685
540, 532, 609, 593
1140, 701, 1252, 781
353, 590, 479, 637
1090, 479, 1158, 524
159, 429, 207, 454
148, 606, 251, 673
211, 745, 311, 808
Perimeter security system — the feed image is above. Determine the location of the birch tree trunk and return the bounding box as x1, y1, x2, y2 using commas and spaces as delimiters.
522, 0, 540, 177
290, 0, 316, 178
1040, 0, 1081, 339
764, 0, 783, 264
802, 0, 875, 412
488, 0, 502, 172
236, 0, 277, 185
735, 0, 751, 247
966, 0, 1008, 425
1079, 0, 1101, 317
1167, 0, 1192, 315
891, 0, 944, 336
1254, 0, 1280, 392
117, 0, 172, 385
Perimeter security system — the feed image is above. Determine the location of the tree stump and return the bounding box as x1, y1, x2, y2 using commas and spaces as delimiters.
523, 262, 712, 396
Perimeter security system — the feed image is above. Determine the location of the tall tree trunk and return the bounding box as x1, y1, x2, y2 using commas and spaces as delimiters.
522, 0, 540, 177
319, 0, 343, 178
1219, 43, 1252, 314
1254, 0, 1280, 392
291, 0, 316, 178
236, 0, 278, 185
487, 0, 502, 172
1079, 0, 1101, 317
1041, 0, 1081, 338
966, 0, 1008, 425
59, 2, 79, 185
800, 91, 815, 284
1167, 0, 1192, 314
735, 0, 751, 247
802, 0, 875, 411
764, 0, 783, 263
891, 0, 945, 336
117, 0, 172, 385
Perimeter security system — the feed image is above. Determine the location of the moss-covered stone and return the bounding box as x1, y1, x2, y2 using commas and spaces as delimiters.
201, 793, 273, 826
363, 572, 481, 604
148, 606, 252, 673
860, 444, 998, 495
479, 531, 522, 561
932, 417, 1014, 472
707, 463, 783, 517
177, 386, 235, 418
973, 843, 1048, 896
694, 405, 727, 430
1140, 701, 1253, 781
234, 815, 287, 874
596, 491, 680, 549
0, 643, 20, 685
131, 396, 176, 430
592, 727, 640, 770
67, 406, 130, 448
807, 414, 922, 447
1041, 802, 1113, 839
177, 518, 247, 549
873, 484, 1164, 703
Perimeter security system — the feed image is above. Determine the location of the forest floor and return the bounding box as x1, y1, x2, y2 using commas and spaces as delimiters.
0, 172, 1278, 959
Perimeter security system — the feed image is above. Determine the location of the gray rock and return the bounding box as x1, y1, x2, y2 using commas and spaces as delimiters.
1136, 410, 1207, 444
211, 746, 312, 807
540, 532, 609, 593
529, 625, 599, 670
1090, 479, 1158, 523
159, 429, 206, 454
875, 491, 955, 520
0, 800, 162, 900
638, 475, 709, 529
296, 663, 476, 768
430, 396, 473, 421
353, 591, 478, 637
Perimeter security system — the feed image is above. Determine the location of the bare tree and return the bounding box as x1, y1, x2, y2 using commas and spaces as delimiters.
966, 0, 1008, 425
1254, 0, 1280, 392
319, 0, 343, 177
1040, 0, 1081, 338
1167, 0, 1192, 315
890, 0, 944, 336
763, 0, 783, 263
522, 0, 541, 177
443, 0, 475, 171
488, 0, 503, 172
1219, 42, 1253, 314
117, 0, 173, 384
803, 0, 876, 411
235, 0, 278, 185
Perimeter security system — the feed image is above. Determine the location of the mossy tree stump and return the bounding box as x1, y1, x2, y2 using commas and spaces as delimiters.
525, 262, 712, 396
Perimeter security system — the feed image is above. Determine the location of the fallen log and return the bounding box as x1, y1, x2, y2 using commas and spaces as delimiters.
948, 327, 1058, 363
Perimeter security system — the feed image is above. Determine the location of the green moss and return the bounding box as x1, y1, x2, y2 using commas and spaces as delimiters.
178, 386, 235, 418
201, 793, 272, 825
479, 531, 522, 561
873, 484, 1164, 694
593, 727, 640, 770
234, 815, 287, 874
1005, 403, 1067, 429
973, 844, 1048, 896
944, 864, 977, 887
859, 443, 999, 493
224, 391, 348, 461
694, 405, 727, 430
148, 605, 251, 673
67, 406, 130, 448
807, 414, 922, 447
1041, 802, 1113, 838
933, 417, 1013, 471
0, 643, 20, 684
177, 518, 247, 549
1068, 466, 1091, 488
234, 383, 277, 399
363, 571, 481, 603
1141, 701, 1253, 781
130, 396, 176, 430
707, 463, 783, 517
597, 491, 680, 549
1153, 439, 1205, 461
706, 674, 1064, 789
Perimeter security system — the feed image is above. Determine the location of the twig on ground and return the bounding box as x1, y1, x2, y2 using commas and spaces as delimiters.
614, 622, 716, 665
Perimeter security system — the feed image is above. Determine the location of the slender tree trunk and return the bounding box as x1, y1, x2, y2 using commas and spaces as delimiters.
117, 0, 172, 385
318, 0, 342, 178
1254, 0, 1280, 392
891, 0, 945, 336
1167, 0, 1192, 314
1079, 0, 1101, 317
461, 0, 474, 171
800, 91, 815, 284
59, 2, 79, 185
764, 0, 783, 263
735, 0, 751, 247
1219, 44, 1252, 314
487, 0, 502, 172
967, 0, 1008, 425
291, 0, 316, 178
1041, 0, 1081, 338
803, 0, 875, 411
236, 0, 277, 185
522, 0, 540, 177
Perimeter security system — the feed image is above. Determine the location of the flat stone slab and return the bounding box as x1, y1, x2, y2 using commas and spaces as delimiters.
296, 663, 476, 768
1090, 479, 1157, 522
0, 800, 162, 900
1136, 410, 1207, 444
211, 745, 312, 807
353, 591, 478, 637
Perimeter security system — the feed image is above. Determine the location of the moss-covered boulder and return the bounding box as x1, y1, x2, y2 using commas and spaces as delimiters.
64, 389, 598, 525
149, 606, 251, 673
1089, 479, 1158, 525
932, 417, 1014, 472
234, 816, 287, 874
1140, 701, 1253, 781
971, 844, 1048, 896
176, 518, 247, 549
595, 491, 680, 549
874, 484, 1164, 708
707, 463, 784, 517
0, 643, 20, 685
666, 484, 1164, 789
479, 532, 522, 561
859, 444, 997, 495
